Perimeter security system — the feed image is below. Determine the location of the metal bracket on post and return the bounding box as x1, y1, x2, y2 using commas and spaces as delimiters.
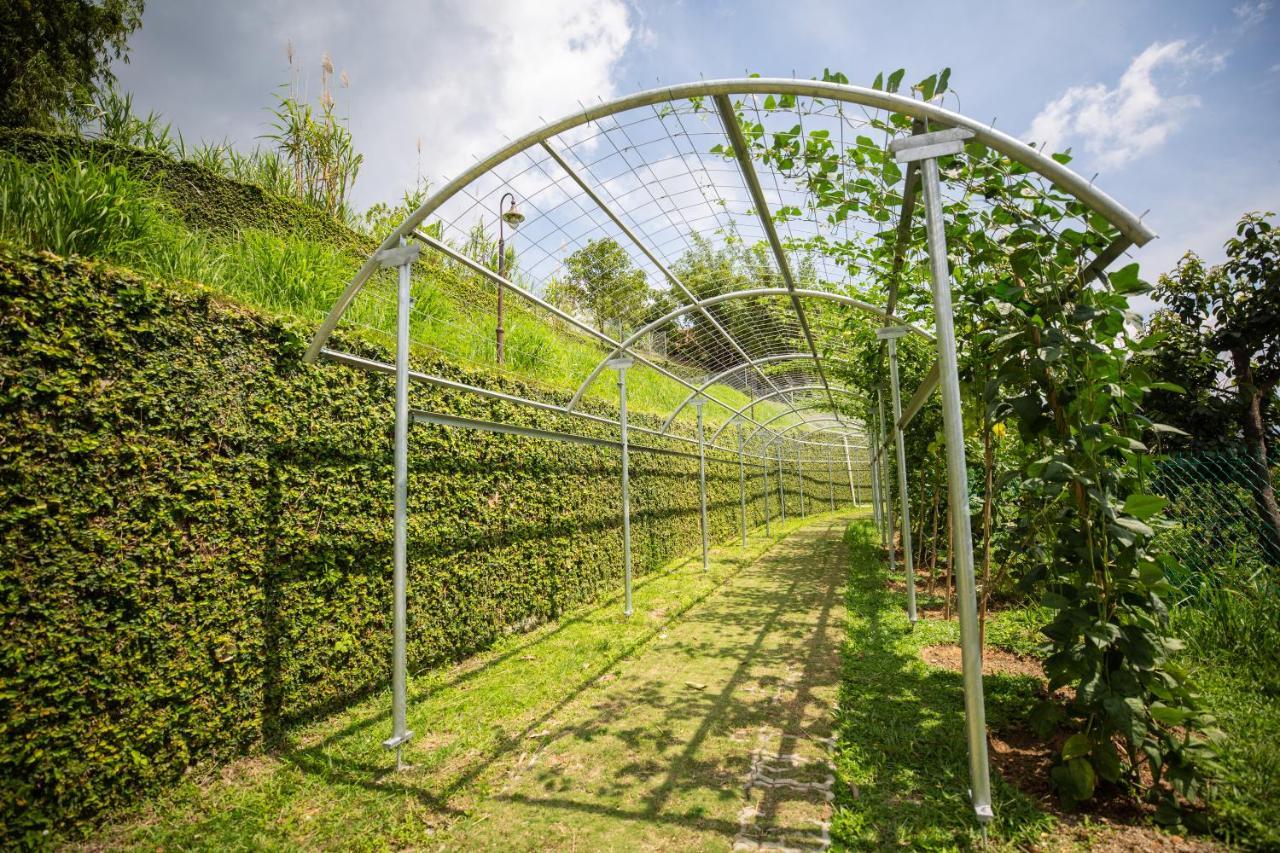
382, 237, 420, 765
607, 357, 635, 616
878, 326, 918, 626
893, 125, 993, 825
693, 397, 710, 571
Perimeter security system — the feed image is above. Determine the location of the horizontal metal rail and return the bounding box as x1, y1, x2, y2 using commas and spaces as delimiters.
412, 409, 775, 468
320, 348, 850, 460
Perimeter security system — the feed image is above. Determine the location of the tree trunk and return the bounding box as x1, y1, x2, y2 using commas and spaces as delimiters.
944, 511, 954, 621
1232, 348, 1280, 563
915, 465, 929, 577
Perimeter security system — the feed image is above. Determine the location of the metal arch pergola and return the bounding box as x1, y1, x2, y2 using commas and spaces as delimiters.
303, 77, 1155, 826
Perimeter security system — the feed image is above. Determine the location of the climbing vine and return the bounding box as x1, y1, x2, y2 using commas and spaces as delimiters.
715, 68, 1221, 820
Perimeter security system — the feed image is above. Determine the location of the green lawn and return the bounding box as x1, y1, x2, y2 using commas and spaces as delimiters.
58, 516, 1275, 850
71, 512, 853, 850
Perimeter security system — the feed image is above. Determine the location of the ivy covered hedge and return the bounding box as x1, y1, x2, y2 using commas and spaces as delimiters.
0, 246, 847, 843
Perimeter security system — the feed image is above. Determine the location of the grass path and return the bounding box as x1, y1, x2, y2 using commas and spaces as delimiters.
82, 512, 857, 851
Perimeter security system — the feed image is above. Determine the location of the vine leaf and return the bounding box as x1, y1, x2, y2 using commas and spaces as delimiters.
1122, 494, 1168, 521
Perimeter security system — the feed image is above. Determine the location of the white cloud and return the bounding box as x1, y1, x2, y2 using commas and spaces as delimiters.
1025, 41, 1224, 168
1233, 0, 1272, 27
353, 0, 634, 210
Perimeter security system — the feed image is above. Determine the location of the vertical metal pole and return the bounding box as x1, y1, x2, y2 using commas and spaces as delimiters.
827, 454, 835, 510
610, 358, 635, 617
384, 238, 415, 765
761, 438, 772, 536
843, 435, 857, 506
776, 444, 787, 523
920, 153, 992, 823
878, 392, 895, 555
694, 398, 709, 571
888, 338, 918, 625
796, 444, 805, 516
869, 423, 882, 531
736, 425, 748, 547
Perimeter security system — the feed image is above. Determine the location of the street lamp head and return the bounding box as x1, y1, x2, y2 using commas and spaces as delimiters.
500, 195, 525, 229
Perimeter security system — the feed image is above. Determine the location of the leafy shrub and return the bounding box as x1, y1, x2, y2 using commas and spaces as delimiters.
0, 246, 839, 844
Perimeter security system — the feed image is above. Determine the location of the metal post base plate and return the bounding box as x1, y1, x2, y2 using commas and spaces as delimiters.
382, 730, 415, 750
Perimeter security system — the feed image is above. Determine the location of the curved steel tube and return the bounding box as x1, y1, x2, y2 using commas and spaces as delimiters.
566, 288, 932, 413
305, 77, 1154, 363
707, 383, 864, 444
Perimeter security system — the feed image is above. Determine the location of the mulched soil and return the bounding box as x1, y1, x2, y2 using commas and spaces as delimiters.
919, 643, 1221, 851
920, 643, 1044, 679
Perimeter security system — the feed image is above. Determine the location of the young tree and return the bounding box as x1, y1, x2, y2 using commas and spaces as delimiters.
1133, 310, 1237, 449
1, 0, 144, 129
1157, 211, 1280, 560
550, 238, 651, 334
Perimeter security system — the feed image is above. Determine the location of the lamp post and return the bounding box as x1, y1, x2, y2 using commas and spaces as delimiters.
495, 192, 524, 364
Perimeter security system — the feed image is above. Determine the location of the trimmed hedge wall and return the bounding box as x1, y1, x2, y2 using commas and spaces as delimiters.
0, 246, 854, 843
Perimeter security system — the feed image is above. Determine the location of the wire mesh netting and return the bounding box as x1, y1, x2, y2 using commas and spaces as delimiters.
1153, 448, 1280, 578
315, 81, 1144, 473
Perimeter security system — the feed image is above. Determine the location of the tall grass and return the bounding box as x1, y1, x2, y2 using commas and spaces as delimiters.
0, 153, 781, 427
0, 153, 159, 258
1171, 552, 1280, 679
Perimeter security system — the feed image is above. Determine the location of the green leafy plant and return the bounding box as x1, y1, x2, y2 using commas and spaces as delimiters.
714, 67, 1221, 818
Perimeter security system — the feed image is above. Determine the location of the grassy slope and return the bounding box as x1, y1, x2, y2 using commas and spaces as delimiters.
0, 131, 792, 430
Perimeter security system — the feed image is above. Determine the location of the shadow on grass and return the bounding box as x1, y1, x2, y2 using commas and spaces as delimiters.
478, 517, 852, 841
270, 518, 842, 831
830, 520, 1050, 850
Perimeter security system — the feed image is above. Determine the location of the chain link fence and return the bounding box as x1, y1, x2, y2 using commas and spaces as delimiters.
1152, 447, 1280, 581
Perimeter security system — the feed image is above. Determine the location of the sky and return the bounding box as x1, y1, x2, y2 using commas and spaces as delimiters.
112, 0, 1280, 281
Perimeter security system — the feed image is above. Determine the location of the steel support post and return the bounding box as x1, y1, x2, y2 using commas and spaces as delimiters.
761, 437, 772, 536
776, 445, 787, 523
882, 332, 918, 624
383, 238, 418, 765
609, 357, 635, 616
843, 435, 858, 506
869, 422, 882, 531
736, 425, 748, 547
827, 455, 835, 510
694, 398, 709, 571
796, 444, 805, 516
878, 392, 895, 556
900, 132, 993, 823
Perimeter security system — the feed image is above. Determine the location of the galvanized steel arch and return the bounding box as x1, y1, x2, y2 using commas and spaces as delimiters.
305, 76, 1155, 363
565, 287, 933, 414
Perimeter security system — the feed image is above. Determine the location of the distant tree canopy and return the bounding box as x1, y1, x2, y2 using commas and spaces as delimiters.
659, 234, 796, 374
1, 0, 144, 130
549, 237, 651, 334
1154, 211, 1280, 559
1134, 309, 1238, 449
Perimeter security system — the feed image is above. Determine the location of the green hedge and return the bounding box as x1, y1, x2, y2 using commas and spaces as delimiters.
0, 246, 855, 843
